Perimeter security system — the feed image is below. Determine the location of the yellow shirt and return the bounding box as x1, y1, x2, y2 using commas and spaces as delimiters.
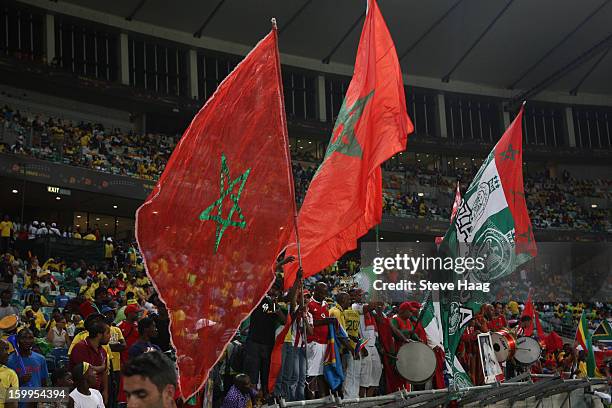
508, 301, 519, 316
329, 306, 348, 344
329, 305, 358, 350
135, 277, 150, 286
108, 326, 125, 371
0, 221, 12, 238
0, 365, 18, 407
80, 282, 99, 301
83, 234, 97, 241
73, 232, 82, 239
343, 308, 361, 340
24, 309, 47, 330
0, 336, 14, 354
68, 331, 112, 374
104, 244, 114, 259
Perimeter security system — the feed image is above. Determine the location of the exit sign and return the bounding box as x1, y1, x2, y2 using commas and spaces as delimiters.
47, 186, 71, 196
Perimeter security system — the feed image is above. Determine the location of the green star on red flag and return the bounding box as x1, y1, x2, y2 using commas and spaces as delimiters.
498, 144, 519, 162
199, 153, 251, 252
324, 90, 374, 161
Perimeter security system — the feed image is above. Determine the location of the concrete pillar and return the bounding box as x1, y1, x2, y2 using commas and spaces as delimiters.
564, 107, 576, 147
119, 33, 130, 85
45, 14, 55, 64
437, 93, 447, 138
316, 75, 326, 122
502, 111, 511, 129
187, 49, 198, 99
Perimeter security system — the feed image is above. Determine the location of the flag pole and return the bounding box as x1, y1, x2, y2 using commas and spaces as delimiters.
272, 17, 309, 373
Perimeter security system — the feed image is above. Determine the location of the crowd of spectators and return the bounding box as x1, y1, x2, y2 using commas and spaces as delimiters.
1, 104, 610, 233
0, 227, 186, 407
1, 104, 177, 180
1, 215, 611, 407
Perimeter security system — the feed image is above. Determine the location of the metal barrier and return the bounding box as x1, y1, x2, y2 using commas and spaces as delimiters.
271, 375, 608, 408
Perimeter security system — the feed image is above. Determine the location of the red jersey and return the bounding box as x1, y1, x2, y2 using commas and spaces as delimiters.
307, 299, 329, 344
117, 320, 139, 363
69, 339, 108, 392
489, 315, 507, 331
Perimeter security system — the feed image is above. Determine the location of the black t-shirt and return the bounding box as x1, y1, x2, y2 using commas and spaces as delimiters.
151, 317, 171, 352
247, 297, 280, 346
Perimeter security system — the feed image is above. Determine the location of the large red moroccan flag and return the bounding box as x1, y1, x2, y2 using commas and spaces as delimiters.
136, 27, 294, 399
284, 0, 412, 288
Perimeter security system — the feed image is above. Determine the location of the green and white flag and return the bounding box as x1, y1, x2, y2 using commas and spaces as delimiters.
438, 106, 537, 378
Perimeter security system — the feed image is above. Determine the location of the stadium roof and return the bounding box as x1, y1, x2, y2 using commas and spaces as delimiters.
23, 0, 612, 104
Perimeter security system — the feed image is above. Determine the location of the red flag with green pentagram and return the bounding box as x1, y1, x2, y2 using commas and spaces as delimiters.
136, 27, 294, 399
283, 0, 413, 288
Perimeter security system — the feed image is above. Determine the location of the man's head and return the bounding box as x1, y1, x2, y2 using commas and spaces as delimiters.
336, 292, 350, 309
55, 315, 67, 330
0, 290, 11, 306
103, 306, 116, 325
482, 304, 494, 319
313, 282, 328, 302
138, 317, 158, 340
17, 328, 34, 355
234, 373, 253, 395
31, 300, 41, 312
31, 284, 40, 294
51, 367, 73, 388
89, 320, 111, 346
267, 278, 283, 299
122, 351, 177, 408
95, 287, 109, 304
349, 288, 363, 304
126, 304, 143, 322
398, 301, 420, 320
0, 339, 10, 365
72, 362, 96, 388
59, 287, 66, 295
494, 302, 504, 316
520, 315, 532, 329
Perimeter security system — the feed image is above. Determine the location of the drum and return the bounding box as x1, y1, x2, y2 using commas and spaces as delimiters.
491, 330, 516, 362
514, 337, 542, 365
396, 341, 437, 384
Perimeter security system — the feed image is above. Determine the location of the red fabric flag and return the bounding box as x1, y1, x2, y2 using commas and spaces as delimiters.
436, 181, 462, 246
267, 314, 292, 393
284, 0, 412, 288
521, 290, 545, 338
136, 28, 294, 399
450, 180, 461, 221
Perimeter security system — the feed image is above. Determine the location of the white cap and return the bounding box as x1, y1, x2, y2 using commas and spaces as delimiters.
51, 223, 56, 228
107, 237, 112, 242
41, 222, 46, 227
32, 221, 39, 226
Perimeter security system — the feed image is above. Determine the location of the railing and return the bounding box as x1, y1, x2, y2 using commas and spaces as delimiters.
272, 375, 607, 408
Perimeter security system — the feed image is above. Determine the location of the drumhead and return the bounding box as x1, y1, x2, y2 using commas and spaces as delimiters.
396, 342, 436, 384
491, 332, 511, 362
514, 337, 541, 365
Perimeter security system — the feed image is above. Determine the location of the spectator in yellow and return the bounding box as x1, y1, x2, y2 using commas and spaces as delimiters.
83, 230, 97, 241
507, 300, 520, 317
0, 215, 12, 253
104, 238, 114, 262
0, 339, 18, 408
23, 300, 47, 332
